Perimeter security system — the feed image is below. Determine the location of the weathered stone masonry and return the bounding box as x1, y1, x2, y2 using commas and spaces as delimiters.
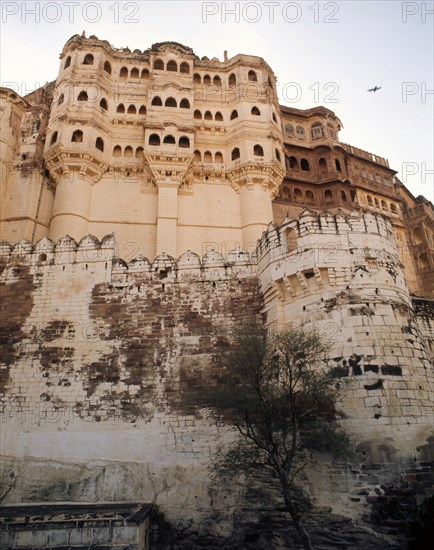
1, 32, 434, 546
0, 235, 263, 532
1, 211, 433, 540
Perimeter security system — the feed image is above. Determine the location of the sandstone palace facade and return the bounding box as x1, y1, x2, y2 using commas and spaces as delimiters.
0, 34, 433, 547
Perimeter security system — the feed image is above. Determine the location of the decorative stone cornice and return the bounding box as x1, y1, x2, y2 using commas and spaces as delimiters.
144, 152, 193, 190
226, 160, 284, 196
44, 145, 108, 185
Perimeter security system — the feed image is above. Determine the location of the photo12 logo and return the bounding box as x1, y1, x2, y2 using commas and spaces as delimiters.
1, 2, 140, 24
202, 2, 340, 24
402, 1, 433, 22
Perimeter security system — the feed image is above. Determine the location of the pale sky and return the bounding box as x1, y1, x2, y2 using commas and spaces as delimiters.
1, 0, 433, 200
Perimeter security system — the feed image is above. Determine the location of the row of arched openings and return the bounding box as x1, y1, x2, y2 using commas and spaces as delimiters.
367, 195, 398, 214
193, 70, 258, 86
116, 104, 147, 115
285, 156, 343, 173
64, 54, 112, 74
153, 59, 190, 73
49, 130, 104, 152
231, 145, 265, 160
280, 187, 350, 205
150, 96, 190, 108
120, 67, 150, 79
113, 146, 144, 158
194, 151, 224, 163
148, 134, 190, 148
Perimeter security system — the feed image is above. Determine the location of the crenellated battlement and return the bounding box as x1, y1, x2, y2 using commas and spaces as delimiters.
0, 234, 256, 283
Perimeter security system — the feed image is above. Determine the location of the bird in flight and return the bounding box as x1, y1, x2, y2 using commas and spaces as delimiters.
368, 86, 382, 92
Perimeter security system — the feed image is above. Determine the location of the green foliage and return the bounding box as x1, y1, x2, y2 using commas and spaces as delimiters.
193, 322, 351, 549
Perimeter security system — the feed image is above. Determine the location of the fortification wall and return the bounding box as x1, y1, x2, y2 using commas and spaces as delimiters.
257, 210, 434, 517
1, 219, 433, 539
0, 235, 260, 534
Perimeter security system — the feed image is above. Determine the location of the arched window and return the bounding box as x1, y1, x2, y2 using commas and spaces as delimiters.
229, 73, 236, 86
193, 73, 201, 84
419, 253, 429, 270
58, 94, 64, 105
319, 158, 327, 172
180, 62, 190, 74
163, 135, 176, 144
99, 98, 108, 110
204, 111, 213, 120
367, 195, 373, 205
130, 67, 139, 78
71, 130, 83, 143
275, 149, 281, 162
149, 134, 160, 146
103, 61, 112, 74
381, 200, 387, 210
179, 136, 190, 148
139, 105, 146, 115
311, 122, 324, 140
324, 190, 333, 203
215, 151, 223, 163
289, 156, 299, 169
341, 191, 347, 202
282, 186, 290, 200
165, 97, 177, 107
251, 106, 261, 116
167, 60, 177, 72
230, 110, 238, 120
194, 150, 201, 162
151, 96, 162, 106
120, 67, 128, 78
285, 123, 294, 135
83, 53, 94, 65
154, 58, 164, 70
204, 151, 213, 163
327, 124, 337, 139
64, 56, 71, 69
294, 188, 303, 203
300, 158, 310, 171
194, 110, 202, 120
213, 75, 221, 86
413, 226, 424, 245
253, 144, 264, 157
135, 146, 144, 158
248, 70, 257, 82
306, 190, 315, 204
335, 159, 342, 172
77, 91, 88, 101
203, 74, 211, 85
124, 146, 133, 157
390, 204, 397, 214
180, 98, 190, 109
141, 68, 150, 79
215, 111, 223, 121
296, 126, 305, 137
127, 104, 137, 114
117, 104, 125, 113
50, 132, 58, 145
231, 148, 240, 160
113, 145, 122, 157
95, 137, 104, 152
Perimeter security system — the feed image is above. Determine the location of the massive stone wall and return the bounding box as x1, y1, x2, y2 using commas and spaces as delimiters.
256, 209, 434, 519
1, 214, 433, 544
0, 235, 261, 534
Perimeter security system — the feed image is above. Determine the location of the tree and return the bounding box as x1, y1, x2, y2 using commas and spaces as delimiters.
196, 324, 350, 550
